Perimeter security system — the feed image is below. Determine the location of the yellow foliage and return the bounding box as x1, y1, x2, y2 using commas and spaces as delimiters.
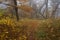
19, 5, 34, 13
0, 18, 60, 40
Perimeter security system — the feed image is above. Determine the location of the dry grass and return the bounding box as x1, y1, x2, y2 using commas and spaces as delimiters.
0, 18, 60, 40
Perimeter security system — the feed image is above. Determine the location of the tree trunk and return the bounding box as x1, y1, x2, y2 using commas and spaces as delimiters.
13, 0, 19, 21
45, 0, 48, 19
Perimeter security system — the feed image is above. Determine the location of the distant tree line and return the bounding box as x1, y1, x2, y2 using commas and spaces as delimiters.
0, 0, 60, 20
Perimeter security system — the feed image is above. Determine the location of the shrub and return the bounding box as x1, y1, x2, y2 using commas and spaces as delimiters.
0, 18, 60, 40
35, 19, 60, 40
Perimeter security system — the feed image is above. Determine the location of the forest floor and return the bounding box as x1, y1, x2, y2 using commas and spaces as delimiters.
0, 18, 60, 40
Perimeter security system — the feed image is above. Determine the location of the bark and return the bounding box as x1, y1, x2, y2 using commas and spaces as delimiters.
45, 0, 48, 19
13, 0, 19, 21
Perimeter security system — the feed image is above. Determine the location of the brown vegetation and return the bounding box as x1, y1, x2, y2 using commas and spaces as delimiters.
0, 18, 60, 40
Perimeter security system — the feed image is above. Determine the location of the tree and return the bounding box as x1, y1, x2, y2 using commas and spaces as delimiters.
13, 0, 19, 21
45, 0, 48, 18
1, 0, 19, 20
51, 2, 60, 18
50, 0, 60, 18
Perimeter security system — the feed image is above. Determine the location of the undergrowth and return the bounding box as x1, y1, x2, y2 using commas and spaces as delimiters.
0, 18, 60, 40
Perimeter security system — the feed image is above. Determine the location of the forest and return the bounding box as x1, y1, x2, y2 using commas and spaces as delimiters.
0, 0, 60, 40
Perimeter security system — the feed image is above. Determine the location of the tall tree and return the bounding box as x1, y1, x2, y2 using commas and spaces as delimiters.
13, 0, 19, 21
45, 0, 48, 18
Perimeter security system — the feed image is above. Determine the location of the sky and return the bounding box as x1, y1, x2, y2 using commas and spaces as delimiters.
0, 0, 60, 9
0, 4, 7, 9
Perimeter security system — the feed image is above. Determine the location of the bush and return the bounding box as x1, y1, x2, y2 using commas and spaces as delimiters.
0, 9, 12, 19
0, 18, 60, 40
35, 19, 60, 40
